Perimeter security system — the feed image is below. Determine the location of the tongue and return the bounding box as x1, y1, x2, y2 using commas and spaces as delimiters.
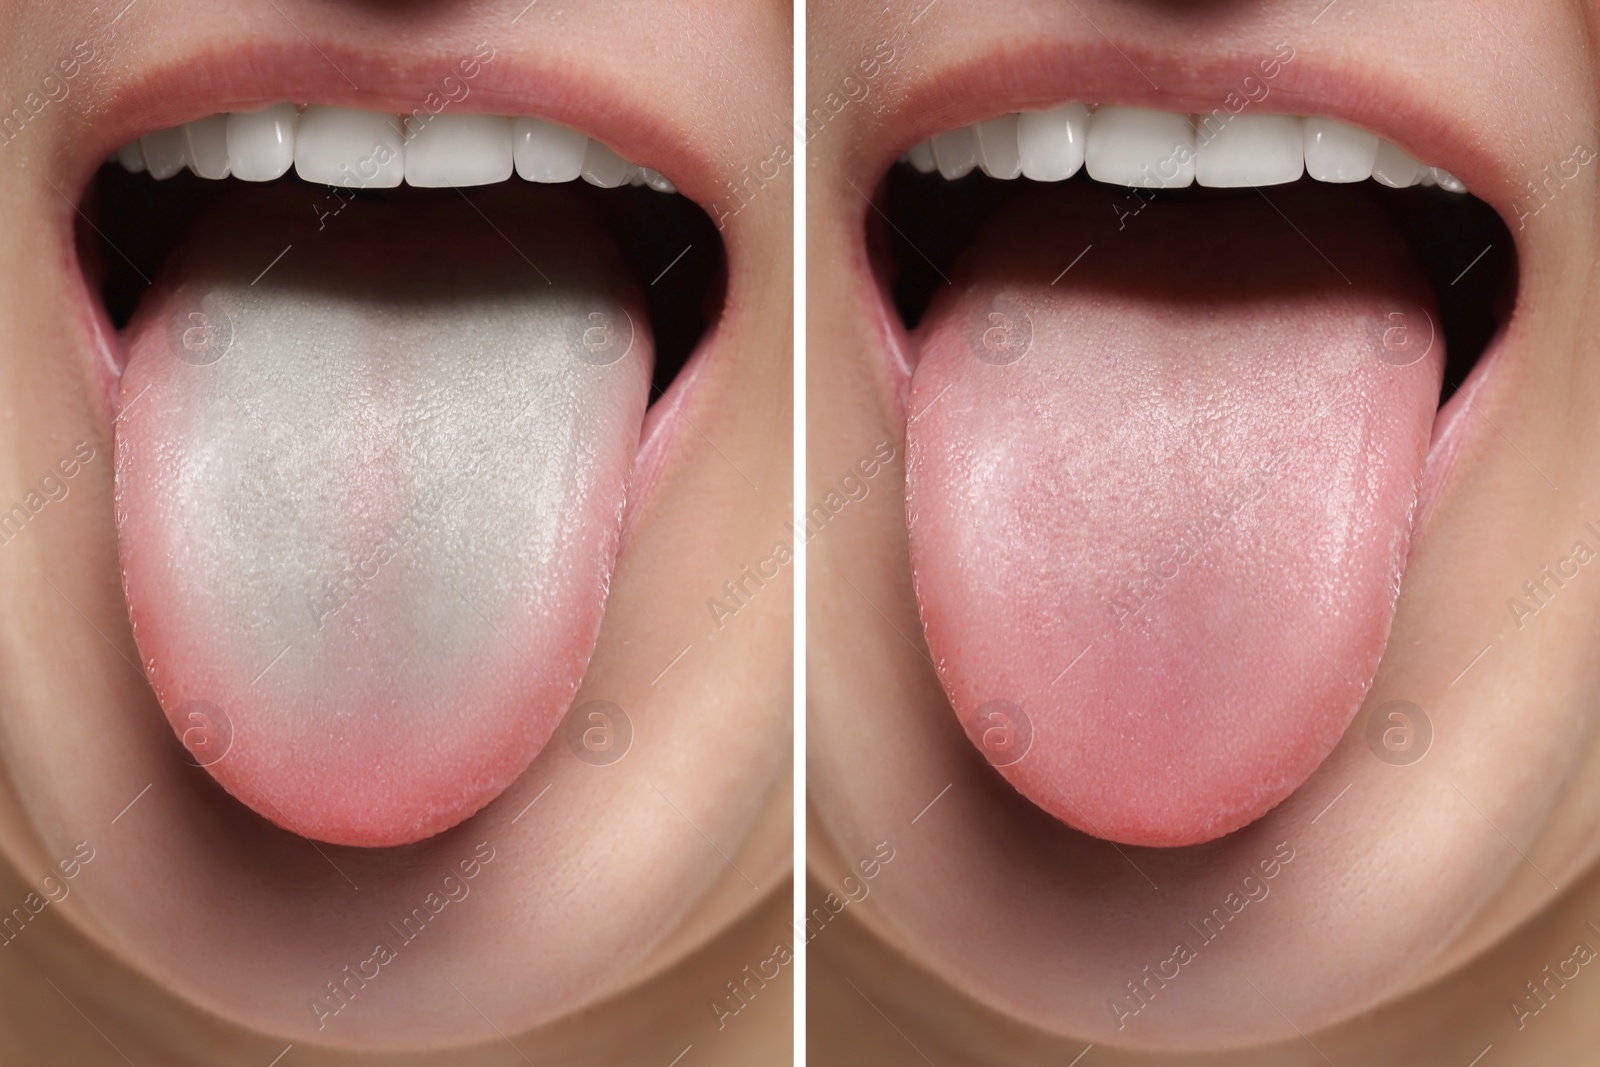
906, 184, 1441, 847
116, 186, 649, 847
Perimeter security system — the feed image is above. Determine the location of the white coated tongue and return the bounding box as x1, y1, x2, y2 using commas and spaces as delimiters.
115, 186, 650, 847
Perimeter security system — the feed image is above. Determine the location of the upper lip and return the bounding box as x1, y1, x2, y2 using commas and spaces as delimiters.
858, 37, 1520, 233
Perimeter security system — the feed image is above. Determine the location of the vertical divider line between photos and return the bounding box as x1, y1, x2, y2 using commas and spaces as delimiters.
791, 0, 807, 1062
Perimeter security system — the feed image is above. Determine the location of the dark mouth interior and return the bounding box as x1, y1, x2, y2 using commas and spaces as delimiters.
80, 163, 725, 401
873, 163, 1517, 404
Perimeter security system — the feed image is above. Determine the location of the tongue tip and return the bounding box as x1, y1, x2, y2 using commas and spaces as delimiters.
139, 599, 572, 850
270, 811, 473, 850
254, 803, 459, 850
949, 635, 1380, 848
999, 760, 1291, 849
197, 737, 525, 849
979, 726, 1331, 851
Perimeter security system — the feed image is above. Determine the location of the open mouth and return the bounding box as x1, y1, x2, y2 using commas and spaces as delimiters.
75, 97, 724, 849
871, 96, 1517, 848
4, 6, 790, 1043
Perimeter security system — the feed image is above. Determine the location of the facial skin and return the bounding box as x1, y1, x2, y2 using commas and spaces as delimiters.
0, 0, 790, 1061
808, 0, 1600, 1059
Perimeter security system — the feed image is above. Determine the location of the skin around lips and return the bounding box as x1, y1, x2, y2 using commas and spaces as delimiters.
115, 185, 650, 847
906, 184, 1443, 847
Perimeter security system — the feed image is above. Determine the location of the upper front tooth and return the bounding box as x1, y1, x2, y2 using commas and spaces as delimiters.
139, 126, 189, 180
931, 126, 978, 180
974, 115, 1021, 180
184, 114, 231, 179
1086, 106, 1195, 189
1194, 113, 1303, 188
1017, 102, 1087, 181
227, 103, 299, 182
295, 106, 405, 188
513, 117, 587, 182
404, 113, 513, 187
1302, 117, 1377, 182
581, 139, 637, 187
1370, 139, 1425, 188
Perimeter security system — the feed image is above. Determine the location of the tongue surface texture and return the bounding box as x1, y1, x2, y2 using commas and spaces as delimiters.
906, 184, 1441, 847
117, 186, 650, 846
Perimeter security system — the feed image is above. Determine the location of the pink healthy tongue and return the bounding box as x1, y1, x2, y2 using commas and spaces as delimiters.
116, 186, 649, 847
907, 184, 1441, 847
